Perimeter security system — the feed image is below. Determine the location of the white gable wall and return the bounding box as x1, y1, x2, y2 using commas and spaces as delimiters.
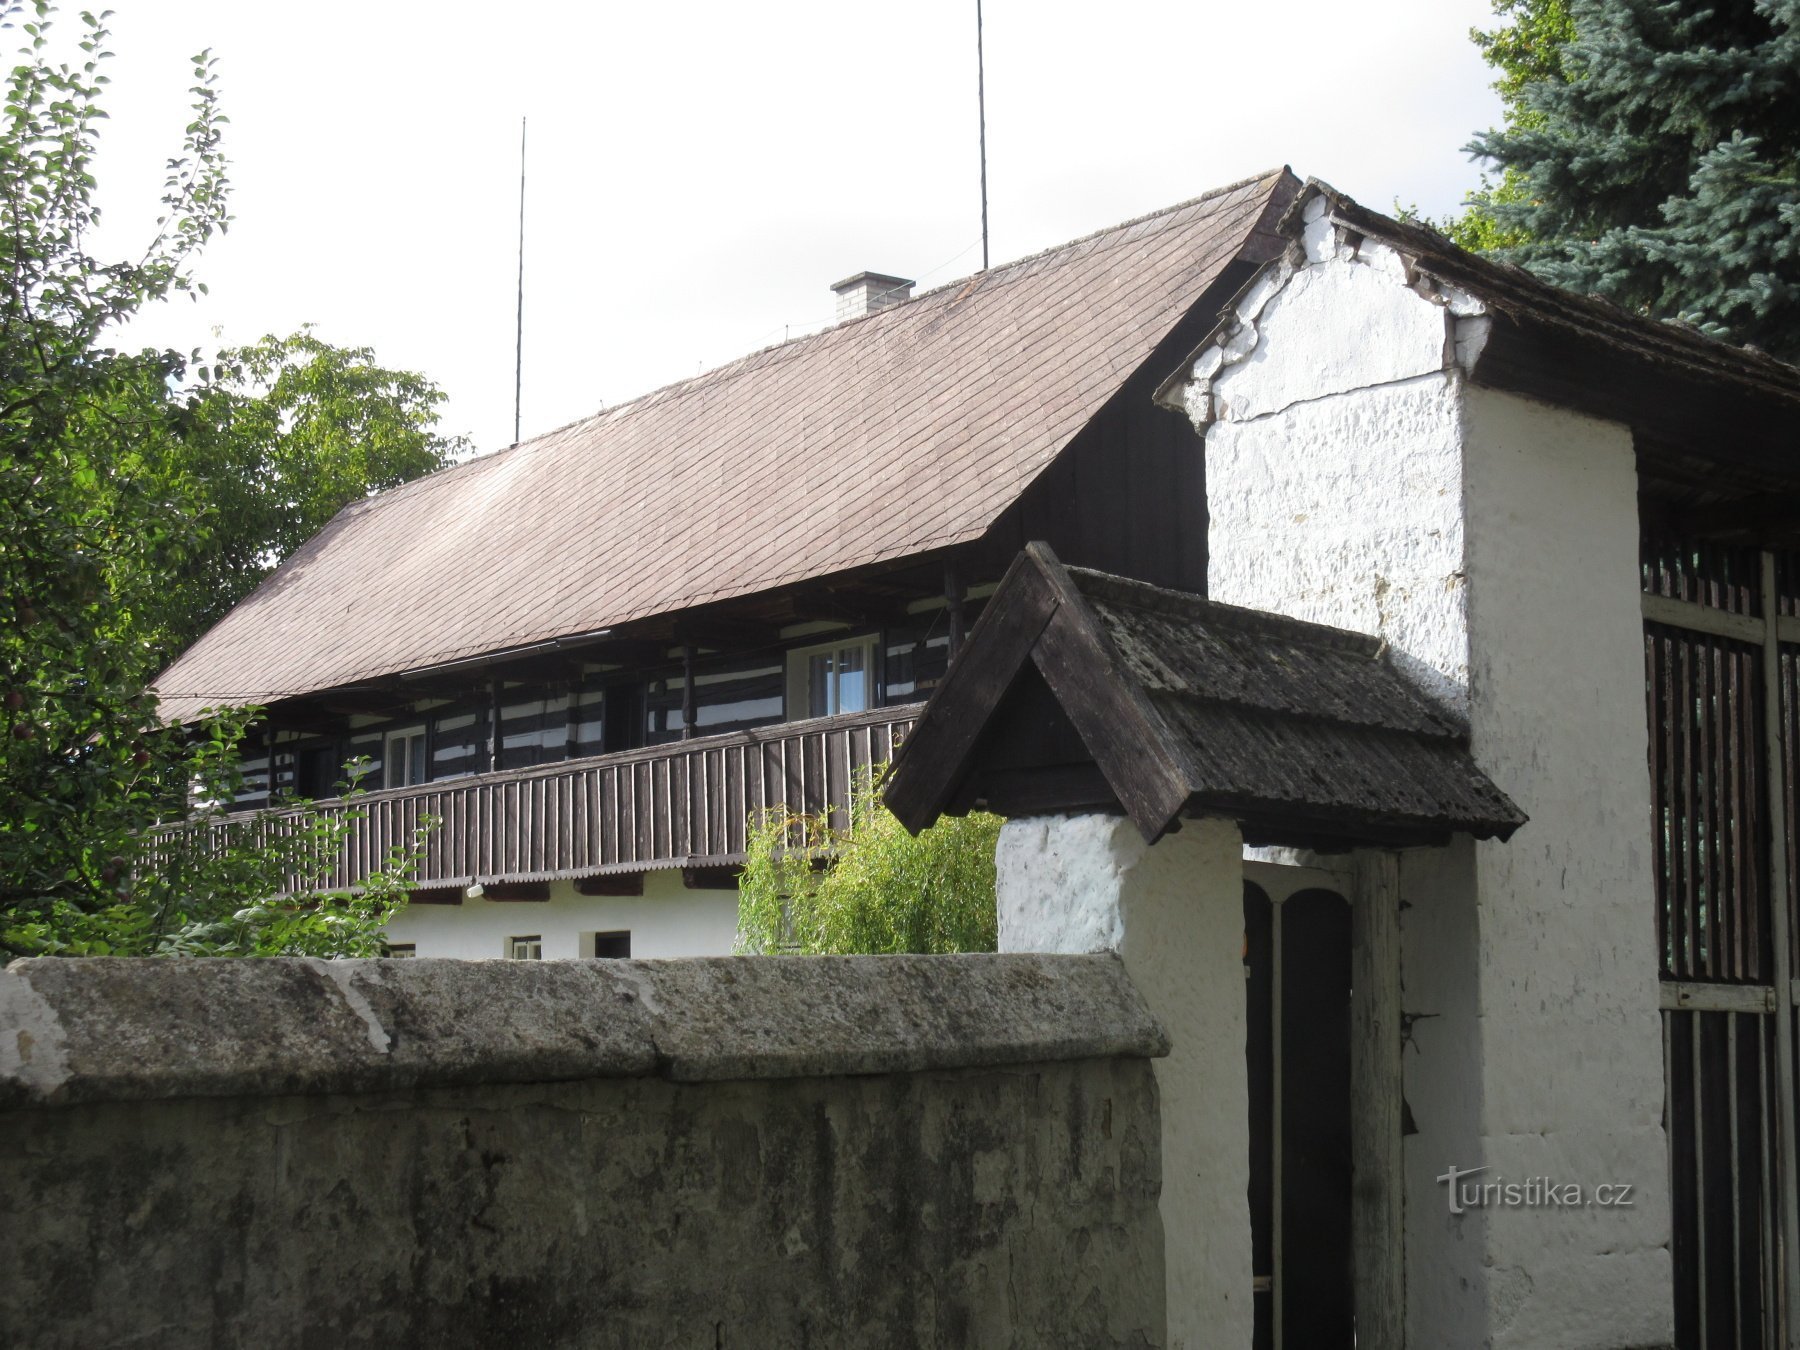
1185, 200, 1672, 1348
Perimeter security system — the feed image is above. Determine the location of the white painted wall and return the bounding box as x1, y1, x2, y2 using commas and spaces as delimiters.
1459, 384, 1671, 1349
1177, 198, 1673, 1349
383, 869, 740, 960
996, 813, 1251, 1350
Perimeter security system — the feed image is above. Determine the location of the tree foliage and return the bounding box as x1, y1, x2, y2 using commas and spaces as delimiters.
1465, 0, 1800, 358
0, 2, 425, 956
169, 329, 466, 650
735, 767, 1001, 955
1446, 0, 1577, 251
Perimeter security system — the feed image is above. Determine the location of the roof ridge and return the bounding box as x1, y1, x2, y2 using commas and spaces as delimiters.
415, 168, 1299, 474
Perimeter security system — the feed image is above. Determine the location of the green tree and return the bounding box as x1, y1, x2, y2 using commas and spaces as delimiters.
166, 329, 466, 650
1467, 0, 1800, 358
735, 767, 1001, 955
1446, 0, 1577, 251
0, 2, 422, 956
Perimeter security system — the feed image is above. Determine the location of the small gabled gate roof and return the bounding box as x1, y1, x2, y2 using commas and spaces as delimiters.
884, 544, 1526, 850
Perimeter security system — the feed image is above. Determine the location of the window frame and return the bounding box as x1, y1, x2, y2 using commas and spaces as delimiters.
384, 725, 428, 790
784, 633, 879, 720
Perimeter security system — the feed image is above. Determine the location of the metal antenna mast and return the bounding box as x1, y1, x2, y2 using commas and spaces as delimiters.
976, 0, 989, 271
513, 116, 527, 445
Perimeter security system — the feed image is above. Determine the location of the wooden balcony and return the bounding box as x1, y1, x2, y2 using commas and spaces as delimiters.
191, 705, 921, 895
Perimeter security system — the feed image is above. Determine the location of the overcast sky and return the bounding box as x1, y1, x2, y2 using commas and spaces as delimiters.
79, 1, 1504, 454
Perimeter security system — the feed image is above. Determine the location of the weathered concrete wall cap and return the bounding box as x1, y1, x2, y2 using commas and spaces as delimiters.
0, 951, 1167, 1108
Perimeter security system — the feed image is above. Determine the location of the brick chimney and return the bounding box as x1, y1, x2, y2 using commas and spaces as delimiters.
830, 271, 914, 322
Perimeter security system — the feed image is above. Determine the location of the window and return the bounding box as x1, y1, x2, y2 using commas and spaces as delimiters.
385, 726, 427, 789
786, 635, 877, 719
386, 943, 416, 958
592, 931, 631, 959
508, 935, 542, 960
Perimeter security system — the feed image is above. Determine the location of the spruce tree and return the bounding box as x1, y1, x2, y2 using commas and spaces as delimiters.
1468, 0, 1800, 360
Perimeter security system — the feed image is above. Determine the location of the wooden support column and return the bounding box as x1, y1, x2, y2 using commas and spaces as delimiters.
1350, 848, 1405, 1349
487, 679, 503, 772
945, 560, 967, 660
681, 644, 697, 741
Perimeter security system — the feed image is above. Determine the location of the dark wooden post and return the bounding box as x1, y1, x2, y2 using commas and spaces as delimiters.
1350, 848, 1405, 1349
487, 679, 503, 772
681, 644, 697, 740
945, 560, 967, 660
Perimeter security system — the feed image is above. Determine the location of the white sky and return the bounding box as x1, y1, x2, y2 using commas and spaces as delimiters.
75, 1, 1504, 455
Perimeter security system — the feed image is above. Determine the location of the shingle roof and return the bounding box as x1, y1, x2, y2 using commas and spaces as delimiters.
154, 170, 1298, 723
1066, 566, 1525, 843
884, 544, 1526, 848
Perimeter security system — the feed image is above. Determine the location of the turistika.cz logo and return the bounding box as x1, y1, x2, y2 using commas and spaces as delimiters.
1436, 1164, 1636, 1215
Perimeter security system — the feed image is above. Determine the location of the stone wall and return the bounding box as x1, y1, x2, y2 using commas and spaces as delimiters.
0, 953, 1169, 1349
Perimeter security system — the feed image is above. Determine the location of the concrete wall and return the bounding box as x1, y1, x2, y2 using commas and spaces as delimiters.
0, 953, 1169, 1350
1178, 196, 1673, 1348
384, 869, 738, 960
996, 813, 1251, 1350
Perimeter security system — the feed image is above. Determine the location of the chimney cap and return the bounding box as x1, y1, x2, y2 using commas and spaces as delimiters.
830, 270, 915, 294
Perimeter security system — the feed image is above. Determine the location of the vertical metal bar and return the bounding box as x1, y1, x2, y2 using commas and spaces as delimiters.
1758, 550, 1800, 1348
1731, 1012, 1744, 1349
1272, 894, 1285, 1350
1763, 1013, 1779, 1348
1697, 1016, 1710, 1349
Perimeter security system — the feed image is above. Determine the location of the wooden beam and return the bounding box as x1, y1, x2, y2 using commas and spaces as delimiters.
1026, 547, 1194, 843
573, 872, 644, 897
881, 550, 1062, 833
1350, 849, 1405, 1350
481, 881, 550, 902
681, 865, 741, 890
408, 885, 463, 906
673, 614, 782, 650
681, 644, 696, 741
946, 559, 967, 659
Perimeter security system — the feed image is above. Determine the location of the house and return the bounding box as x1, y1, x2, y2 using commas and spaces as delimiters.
886, 180, 1800, 1349
152, 168, 1299, 961
156, 165, 1800, 1348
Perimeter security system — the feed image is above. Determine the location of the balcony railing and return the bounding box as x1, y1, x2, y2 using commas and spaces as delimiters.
181, 705, 921, 895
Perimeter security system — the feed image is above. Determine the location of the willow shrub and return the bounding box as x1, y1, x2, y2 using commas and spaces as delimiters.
735, 765, 1001, 955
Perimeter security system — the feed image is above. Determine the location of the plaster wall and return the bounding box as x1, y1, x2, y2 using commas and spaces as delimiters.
1459, 383, 1671, 1348
996, 812, 1252, 1350
1187, 213, 1672, 1347
384, 870, 739, 960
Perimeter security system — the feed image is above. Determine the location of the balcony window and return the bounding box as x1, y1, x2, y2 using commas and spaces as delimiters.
385, 727, 427, 789
787, 635, 876, 719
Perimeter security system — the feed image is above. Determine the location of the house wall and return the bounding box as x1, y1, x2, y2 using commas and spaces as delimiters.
0, 952, 1169, 1350
1186, 200, 1673, 1349
384, 870, 739, 960
994, 813, 1252, 1350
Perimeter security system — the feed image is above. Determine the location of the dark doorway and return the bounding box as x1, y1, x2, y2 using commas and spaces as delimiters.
1245, 882, 1354, 1350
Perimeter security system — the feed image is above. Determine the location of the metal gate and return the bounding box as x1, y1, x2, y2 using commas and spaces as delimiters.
1643, 536, 1800, 1348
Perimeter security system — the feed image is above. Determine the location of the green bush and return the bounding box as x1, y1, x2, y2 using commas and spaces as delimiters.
735, 766, 1000, 955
